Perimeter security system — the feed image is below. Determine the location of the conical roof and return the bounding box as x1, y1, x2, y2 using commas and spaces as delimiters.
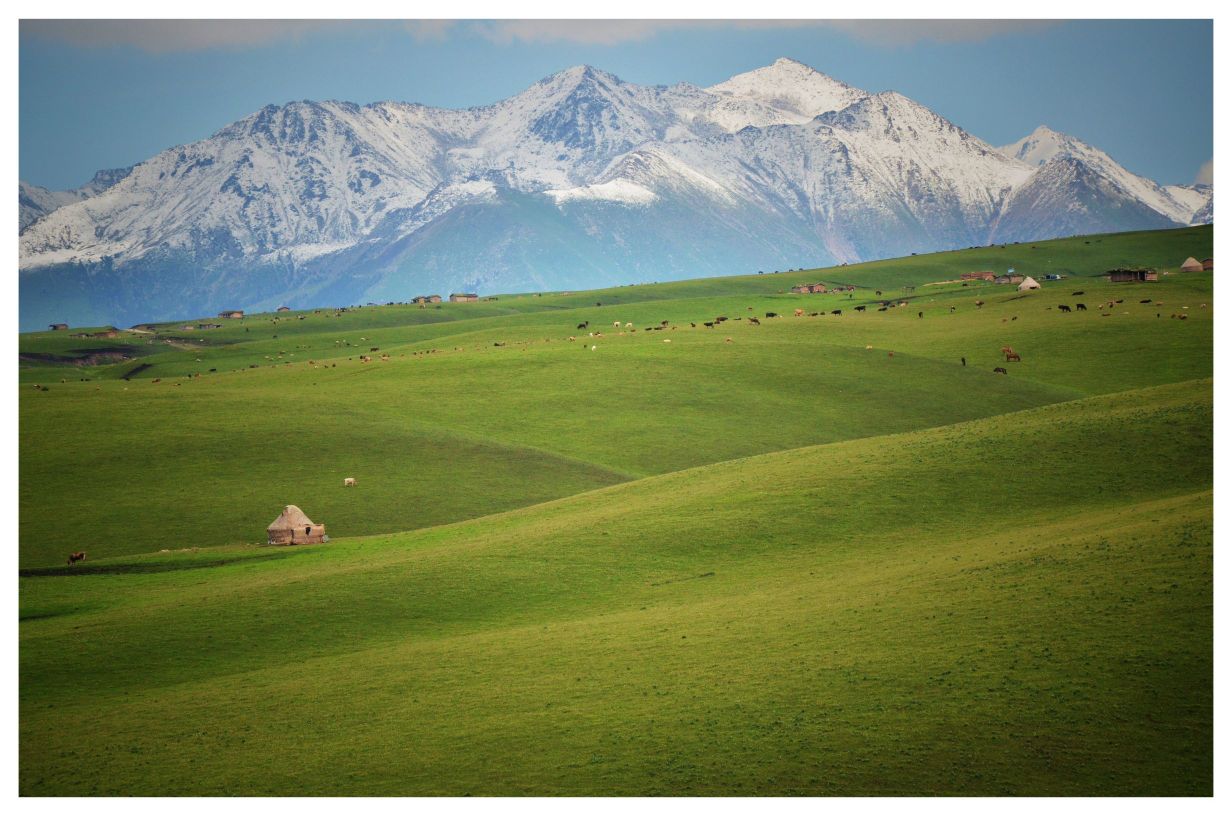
1018, 276, 1040, 290
1181, 256, 1203, 270
268, 504, 315, 531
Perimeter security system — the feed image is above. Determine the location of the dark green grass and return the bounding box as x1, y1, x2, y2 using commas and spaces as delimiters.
19, 379, 1212, 795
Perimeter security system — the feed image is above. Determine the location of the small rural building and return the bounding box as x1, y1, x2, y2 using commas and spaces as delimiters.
790, 283, 828, 294
1107, 268, 1159, 283
1017, 276, 1041, 291
449, 293, 479, 302
219, 309, 245, 319
267, 504, 326, 546
276, 305, 291, 312
48, 323, 68, 331
412, 295, 442, 304
994, 274, 1024, 285
1202, 258, 1213, 272
1180, 257, 1203, 273
961, 271, 996, 281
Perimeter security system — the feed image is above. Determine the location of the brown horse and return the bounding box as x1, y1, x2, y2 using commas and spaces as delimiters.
67, 551, 86, 566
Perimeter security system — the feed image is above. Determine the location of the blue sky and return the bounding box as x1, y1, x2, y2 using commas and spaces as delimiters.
19, 19, 1213, 191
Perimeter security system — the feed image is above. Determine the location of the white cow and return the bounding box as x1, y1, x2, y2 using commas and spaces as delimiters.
343, 477, 356, 487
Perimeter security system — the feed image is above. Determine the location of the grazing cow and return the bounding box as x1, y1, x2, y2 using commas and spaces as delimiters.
1005, 351, 1022, 362
1076, 303, 1087, 311
975, 300, 985, 308
878, 306, 888, 312
704, 322, 714, 328
993, 367, 1008, 375
794, 309, 805, 317
748, 317, 761, 325
614, 321, 621, 328
918, 312, 923, 318
725, 337, 733, 343
875, 290, 882, 296
67, 551, 86, 566
716, 316, 729, 323
831, 310, 842, 316
344, 477, 356, 487
855, 305, 866, 312
661, 320, 670, 327
690, 322, 696, 327
766, 312, 779, 318
887, 351, 894, 358
1140, 299, 1153, 304
626, 322, 633, 328
577, 322, 588, 330
1058, 304, 1072, 312
1072, 291, 1085, 296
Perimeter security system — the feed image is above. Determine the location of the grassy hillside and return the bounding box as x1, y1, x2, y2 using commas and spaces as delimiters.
20, 379, 1212, 795
19, 228, 1212, 566
18, 225, 1213, 795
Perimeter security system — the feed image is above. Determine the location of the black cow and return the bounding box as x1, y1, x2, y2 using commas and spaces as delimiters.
993, 367, 1008, 374
854, 305, 866, 312
831, 310, 842, 316
1076, 303, 1087, 311
1058, 304, 1072, 313
1072, 291, 1085, 296
765, 312, 779, 318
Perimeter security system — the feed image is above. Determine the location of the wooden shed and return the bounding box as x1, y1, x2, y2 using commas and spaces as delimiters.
219, 310, 245, 319
276, 306, 291, 312
449, 293, 479, 302
48, 323, 68, 331
961, 271, 996, 281
1180, 257, 1203, 273
1202, 258, 1213, 272
1107, 268, 1158, 283
267, 505, 326, 546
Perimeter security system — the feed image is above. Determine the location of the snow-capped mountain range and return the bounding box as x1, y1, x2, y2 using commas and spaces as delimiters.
18, 58, 1212, 329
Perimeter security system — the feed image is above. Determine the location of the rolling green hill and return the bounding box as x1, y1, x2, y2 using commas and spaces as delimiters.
18, 225, 1213, 795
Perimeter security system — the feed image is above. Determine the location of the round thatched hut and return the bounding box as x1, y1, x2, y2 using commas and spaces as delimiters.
267, 504, 326, 545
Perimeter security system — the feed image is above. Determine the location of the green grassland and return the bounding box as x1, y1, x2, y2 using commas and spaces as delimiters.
18, 225, 1212, 795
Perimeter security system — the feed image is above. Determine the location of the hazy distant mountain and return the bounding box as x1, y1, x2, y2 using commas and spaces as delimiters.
18, 58, 1212, 330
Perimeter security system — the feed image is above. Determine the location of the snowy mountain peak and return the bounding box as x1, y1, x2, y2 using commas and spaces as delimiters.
1000, 125, 1089, 167
707, 58, 867, 120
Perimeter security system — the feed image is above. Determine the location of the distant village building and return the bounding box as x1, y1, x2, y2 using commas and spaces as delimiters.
1107, 268, 1159, 283
48, 323, 68, 331
1202, 258, 1213, 272
197, 323, 223, 330
72, 328, 120, 339
267, 505, 326, 546
1017, 276, 1041, 291
790, 283, 828, 294
219, 310, 245, 319
449, 293, 479, 302
1180, 257, 1203, 273
412, 295, 442, 304
961, 271, 996, 281
276, 305, 291, 312
994, 274, 1025, 285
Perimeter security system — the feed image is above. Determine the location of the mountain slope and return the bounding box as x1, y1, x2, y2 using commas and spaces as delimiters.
18, 61, 1211, 330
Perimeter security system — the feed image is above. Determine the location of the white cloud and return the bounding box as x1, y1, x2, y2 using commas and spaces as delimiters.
20, 19, 372, 53
21, 18, 1062, 53
1195, 159, 1213, 185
